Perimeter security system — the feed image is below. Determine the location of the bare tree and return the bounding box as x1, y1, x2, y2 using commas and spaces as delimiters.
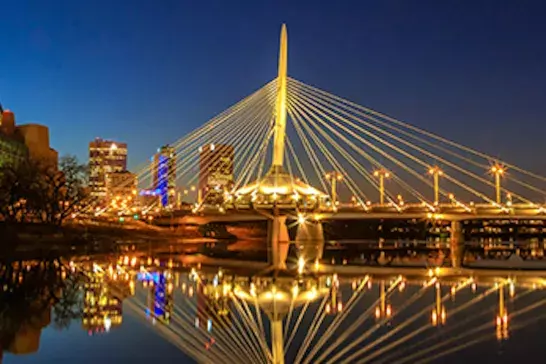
0, 160, 42, 223
0, 155, 88, 226
36, 155, 88, 226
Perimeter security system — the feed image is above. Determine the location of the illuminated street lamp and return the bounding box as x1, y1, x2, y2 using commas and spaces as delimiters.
373, 170, 390, 205
325, 172, 343, 206
490, 165, 506, 204
428, 166, 443, 205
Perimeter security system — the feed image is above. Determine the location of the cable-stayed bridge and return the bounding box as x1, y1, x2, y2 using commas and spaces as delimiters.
95, 25, 546, 363
128, 24, 544, 216
110, 24, 545, 264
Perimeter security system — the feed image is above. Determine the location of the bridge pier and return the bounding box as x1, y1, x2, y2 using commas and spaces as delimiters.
267, 215, 289, 270
295, 220, 324, 262
450, 221, 464, 268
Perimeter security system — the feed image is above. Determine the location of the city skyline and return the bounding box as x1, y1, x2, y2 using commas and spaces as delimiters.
2, 3, 546, 363
1, 1, 545, 172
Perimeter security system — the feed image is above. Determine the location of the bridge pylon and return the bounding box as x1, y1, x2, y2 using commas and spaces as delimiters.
233, 24, 328, 272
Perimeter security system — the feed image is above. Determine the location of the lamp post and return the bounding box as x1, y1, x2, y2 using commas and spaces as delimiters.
490, 165, 505, 204
325, 172, 343, 206
428, 166, 443, 205
373, 170, 390, 205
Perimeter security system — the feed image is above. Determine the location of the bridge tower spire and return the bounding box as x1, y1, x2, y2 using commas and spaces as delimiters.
272, 24, 288, 171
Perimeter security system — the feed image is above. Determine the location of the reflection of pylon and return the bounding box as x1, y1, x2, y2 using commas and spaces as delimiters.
375, 281, 392, 320
431, 282, 446, 326
496, 284, 509, 340
326, 274, 343, 315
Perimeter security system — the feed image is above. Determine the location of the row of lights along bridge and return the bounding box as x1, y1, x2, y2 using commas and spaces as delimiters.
319, 164, 508, 209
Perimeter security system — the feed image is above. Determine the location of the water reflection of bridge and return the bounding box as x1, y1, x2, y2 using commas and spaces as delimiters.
85, 253, 546, 364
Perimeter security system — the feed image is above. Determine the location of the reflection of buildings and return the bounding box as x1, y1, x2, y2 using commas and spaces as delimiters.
89, 138, 128, 202
199, 143, 234, 205
138, 271, 173, 324
0, 105, 58, 169
152, 145, 177, 208
196, 279, 231, 332
82, 272, 126, 335
6, 303, 52, 355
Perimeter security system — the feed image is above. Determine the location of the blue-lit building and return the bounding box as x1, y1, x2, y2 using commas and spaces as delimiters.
152, 145, 176, 207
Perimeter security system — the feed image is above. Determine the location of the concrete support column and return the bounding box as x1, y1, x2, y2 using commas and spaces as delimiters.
268, 215, 289, 270
295, 221, 324, 262
450, 221, 464, 268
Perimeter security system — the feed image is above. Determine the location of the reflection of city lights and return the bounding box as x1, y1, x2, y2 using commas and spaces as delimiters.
297, 257, 305, 275
104, 317, 112, 332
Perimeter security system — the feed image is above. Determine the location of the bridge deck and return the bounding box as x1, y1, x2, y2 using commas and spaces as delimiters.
172, 255, 546, 285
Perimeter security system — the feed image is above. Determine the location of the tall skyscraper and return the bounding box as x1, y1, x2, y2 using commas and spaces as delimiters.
152, 145, 176, 207
89, 138, 127, 202
199, 144, 234, 204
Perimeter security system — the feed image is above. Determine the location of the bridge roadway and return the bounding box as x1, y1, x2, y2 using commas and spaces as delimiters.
169, 254, 546, 286
165, 203, 546, 225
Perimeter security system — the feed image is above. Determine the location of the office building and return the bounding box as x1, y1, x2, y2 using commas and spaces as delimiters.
0, 133, 27, 168
16, 124, 58, 169
106, 171, 137, 210
89, 138, 127, 202
152, 145, 176, 207
0, 106, 15, 136
198, 143, 234, 204
0, 106, 57, 168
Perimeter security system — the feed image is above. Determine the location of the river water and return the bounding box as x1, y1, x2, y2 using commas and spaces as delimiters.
2, 250, 546, 363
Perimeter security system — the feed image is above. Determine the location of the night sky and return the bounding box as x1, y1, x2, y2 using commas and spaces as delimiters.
1, 0, 545, 172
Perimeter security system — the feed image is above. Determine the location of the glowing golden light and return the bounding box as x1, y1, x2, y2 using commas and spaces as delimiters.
491, 165, 506, 175
428, 166, 443, 175
297, 256, 305, 274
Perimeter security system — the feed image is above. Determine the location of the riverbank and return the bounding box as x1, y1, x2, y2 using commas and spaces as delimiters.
0, 221, 189, 259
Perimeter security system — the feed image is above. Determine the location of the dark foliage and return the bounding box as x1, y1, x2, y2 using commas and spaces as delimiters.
0, 155, 88, 226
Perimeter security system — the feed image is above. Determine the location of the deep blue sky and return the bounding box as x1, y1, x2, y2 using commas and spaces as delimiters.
1, 0, 545, 171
